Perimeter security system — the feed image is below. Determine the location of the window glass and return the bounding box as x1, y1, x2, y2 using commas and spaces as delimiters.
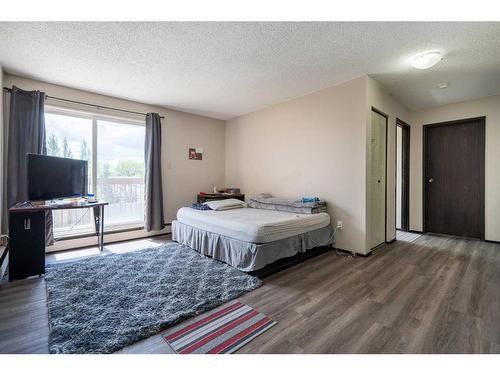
45, 112, 94, 236
97, 120, 145, 229
44, 111, 145, 237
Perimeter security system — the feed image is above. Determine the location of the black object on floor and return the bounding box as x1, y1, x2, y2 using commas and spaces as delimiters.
248, 246, 332, 278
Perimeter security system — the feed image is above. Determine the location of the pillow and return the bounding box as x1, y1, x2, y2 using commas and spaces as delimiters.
204, 198, 247, 211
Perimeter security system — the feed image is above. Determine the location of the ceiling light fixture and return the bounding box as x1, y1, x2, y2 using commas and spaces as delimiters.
410, 51, 442, 70
438, 82, 449, 89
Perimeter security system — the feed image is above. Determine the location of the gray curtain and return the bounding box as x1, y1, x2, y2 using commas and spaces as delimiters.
7, 86, 53, 245
144, 113, 165, 231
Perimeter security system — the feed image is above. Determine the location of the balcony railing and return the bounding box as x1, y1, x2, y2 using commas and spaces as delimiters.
53, 177, 145, 238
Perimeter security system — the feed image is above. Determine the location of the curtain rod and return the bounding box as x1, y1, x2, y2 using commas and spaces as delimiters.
3, 87, 165, 119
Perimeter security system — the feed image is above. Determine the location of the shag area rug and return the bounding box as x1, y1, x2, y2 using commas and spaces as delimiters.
45, 243, 262, 354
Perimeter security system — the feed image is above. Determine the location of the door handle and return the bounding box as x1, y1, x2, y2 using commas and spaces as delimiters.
428, 178, 434, 183
24, 218, 31, 230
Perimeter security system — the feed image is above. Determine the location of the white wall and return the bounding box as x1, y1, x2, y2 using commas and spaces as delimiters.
366, 77, 410, 244
409, 94, 500, 241
2, 74, 226, 249
226, 76, 368, 254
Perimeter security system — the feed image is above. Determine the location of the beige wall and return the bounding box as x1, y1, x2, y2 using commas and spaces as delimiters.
225, 76, 368, 253
2, 74, 226, 249
409, 95, 500, 242
366, 77, 410, 244
225, 75, 410, 254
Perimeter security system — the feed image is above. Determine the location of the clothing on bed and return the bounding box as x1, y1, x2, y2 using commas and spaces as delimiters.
248, 197, 327, 214
176, 207, 330, 243
191, 203, 212, 210
301, 197, 320, 203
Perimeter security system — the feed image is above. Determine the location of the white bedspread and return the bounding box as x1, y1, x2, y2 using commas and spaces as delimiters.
176, 207, 330, 243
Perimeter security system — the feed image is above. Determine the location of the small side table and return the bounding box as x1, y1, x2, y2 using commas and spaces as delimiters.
197, 194, 245, 204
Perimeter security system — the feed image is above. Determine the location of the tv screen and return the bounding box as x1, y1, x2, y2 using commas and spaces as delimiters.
27, 154, 88, 201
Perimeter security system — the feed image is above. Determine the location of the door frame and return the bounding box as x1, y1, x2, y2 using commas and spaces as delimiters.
371, 107, 388, 247
422, 116, 485, 240
395, 119, 410, 232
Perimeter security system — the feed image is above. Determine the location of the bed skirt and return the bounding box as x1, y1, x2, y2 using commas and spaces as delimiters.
172, 220, 334, 272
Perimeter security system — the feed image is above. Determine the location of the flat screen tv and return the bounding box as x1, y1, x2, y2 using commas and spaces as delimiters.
27, 154, 88, 201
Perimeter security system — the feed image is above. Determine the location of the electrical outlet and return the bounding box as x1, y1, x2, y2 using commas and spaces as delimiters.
336, 220, 343, 230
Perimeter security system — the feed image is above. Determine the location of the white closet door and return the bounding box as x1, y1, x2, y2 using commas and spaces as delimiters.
370, 110, 387, 249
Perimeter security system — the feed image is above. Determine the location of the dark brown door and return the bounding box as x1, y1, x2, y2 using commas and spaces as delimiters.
423, 117, 485, 239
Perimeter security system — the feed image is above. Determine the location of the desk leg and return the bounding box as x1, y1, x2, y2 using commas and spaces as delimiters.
93, 206, 105, 252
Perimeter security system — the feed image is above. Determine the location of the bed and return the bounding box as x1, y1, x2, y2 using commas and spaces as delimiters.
172, 206, 334, 272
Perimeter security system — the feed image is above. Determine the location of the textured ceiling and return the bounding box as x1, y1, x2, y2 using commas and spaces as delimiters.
0, 22, 499, 119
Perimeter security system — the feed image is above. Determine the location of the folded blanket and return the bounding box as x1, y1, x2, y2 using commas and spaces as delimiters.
249, 197, 327, 214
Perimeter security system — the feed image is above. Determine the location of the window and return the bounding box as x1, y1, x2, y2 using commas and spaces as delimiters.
96, 120, 145, 229
45, 108, 145, 238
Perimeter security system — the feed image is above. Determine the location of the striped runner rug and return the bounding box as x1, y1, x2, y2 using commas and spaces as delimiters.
163, 301, 277, 354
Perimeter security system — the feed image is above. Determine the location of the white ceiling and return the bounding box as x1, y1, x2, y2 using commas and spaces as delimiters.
1, 22, 499, 120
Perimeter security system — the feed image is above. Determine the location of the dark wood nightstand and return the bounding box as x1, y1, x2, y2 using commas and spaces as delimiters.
197, 194, 245, 204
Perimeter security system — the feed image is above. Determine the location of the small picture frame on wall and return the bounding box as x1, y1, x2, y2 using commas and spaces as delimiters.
189, 147, 203, 160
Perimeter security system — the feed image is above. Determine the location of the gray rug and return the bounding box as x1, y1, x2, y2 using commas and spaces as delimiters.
45, 243, 262, 354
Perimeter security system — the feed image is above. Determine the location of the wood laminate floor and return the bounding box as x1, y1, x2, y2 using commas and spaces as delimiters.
1, 234, 499, 354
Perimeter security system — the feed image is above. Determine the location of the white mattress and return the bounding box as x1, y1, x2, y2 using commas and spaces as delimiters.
176, 207, 331, 243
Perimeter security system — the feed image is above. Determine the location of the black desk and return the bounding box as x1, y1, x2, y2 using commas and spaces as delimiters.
8, 200, 108, 281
